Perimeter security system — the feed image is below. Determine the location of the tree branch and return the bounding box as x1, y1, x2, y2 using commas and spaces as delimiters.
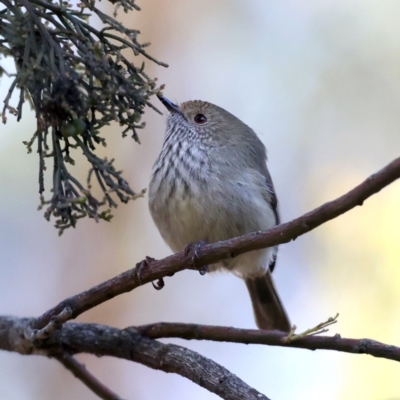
3, 316, 400, 398
34, 156, 400, 330
55, 353, 125, 400
0, 317, 270, 400
58, 324, 270, 400
135, 322, 400, 363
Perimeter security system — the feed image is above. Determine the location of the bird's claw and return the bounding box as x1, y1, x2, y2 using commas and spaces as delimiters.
198, 265, 208, 276
184, 240, 209, 275
136, 256, 156, 286
152, 278, 165, 290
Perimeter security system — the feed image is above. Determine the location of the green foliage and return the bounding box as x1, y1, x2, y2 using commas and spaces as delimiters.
0, 0, 166, 234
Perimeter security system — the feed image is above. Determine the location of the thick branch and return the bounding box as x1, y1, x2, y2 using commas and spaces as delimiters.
0, 316, 34, 355
3, 316, 400, 399
135, 322, 400, 363
57, 323, 269, 400
34, 156, 400, 329
0, 316, 269, 400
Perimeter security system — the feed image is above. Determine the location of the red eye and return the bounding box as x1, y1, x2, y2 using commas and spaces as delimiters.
194, 114, 207, 124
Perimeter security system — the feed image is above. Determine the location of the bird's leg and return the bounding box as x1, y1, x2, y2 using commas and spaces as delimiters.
184, 240, 208, 275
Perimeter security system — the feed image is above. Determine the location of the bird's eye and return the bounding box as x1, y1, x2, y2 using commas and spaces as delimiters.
194, 114, 207, 124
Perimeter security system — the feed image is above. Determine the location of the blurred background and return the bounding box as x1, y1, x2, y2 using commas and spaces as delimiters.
1, 0, 400, 399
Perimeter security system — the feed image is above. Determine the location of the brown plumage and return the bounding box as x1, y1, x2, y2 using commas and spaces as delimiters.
149, 96, 290, 331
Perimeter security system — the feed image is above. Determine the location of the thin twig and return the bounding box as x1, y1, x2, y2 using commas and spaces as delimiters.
27, 307, 72, 342
134, 322, 400, 363
283, 313, 339, 343
55, 352, 125, 400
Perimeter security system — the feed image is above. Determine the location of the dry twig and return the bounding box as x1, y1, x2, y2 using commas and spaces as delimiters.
55, 353, 125, 400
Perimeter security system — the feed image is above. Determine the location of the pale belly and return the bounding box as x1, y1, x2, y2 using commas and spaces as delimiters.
149, 175, 277, 278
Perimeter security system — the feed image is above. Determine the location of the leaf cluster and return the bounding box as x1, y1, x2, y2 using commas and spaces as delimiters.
0, 0, 166, 233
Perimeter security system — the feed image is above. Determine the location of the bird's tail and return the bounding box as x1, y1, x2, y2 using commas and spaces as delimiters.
245, 271, 291, 332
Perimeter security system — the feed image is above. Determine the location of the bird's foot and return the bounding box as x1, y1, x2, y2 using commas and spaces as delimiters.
135, 256, 156, 286
184, 241, 208, 275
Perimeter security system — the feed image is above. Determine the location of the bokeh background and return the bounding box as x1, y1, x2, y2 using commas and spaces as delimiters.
1, 1, 400, 399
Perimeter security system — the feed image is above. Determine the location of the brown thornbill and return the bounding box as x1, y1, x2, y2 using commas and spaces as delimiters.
148, 95, 290, 331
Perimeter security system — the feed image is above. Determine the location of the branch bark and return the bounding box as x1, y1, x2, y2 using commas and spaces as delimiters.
34, 156, 400, 329
0, 316, 270, 400
135, 322, 400, 363
3, 316, 400, 399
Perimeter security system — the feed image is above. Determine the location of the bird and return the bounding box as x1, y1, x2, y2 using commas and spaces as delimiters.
148, 95, 290, 332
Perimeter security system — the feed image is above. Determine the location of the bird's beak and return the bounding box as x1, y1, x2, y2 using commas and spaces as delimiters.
157, 95, 182, 115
